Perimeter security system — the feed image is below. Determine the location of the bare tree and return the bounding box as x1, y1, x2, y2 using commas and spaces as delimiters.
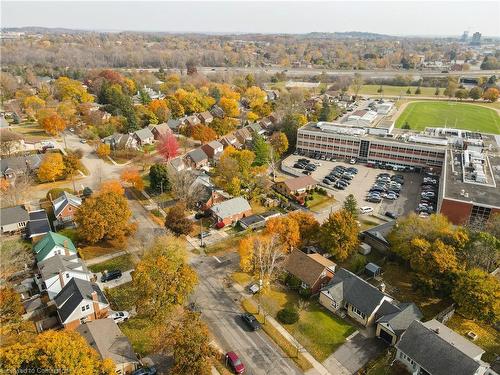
167, 169, 205, 209
0, 175, 32, 207
352, 73, 364, 98
253, 234, 287, 284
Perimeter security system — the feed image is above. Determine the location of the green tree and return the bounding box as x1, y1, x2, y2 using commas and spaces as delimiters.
402, 121, 411, 130
252, 134, 270, 166
415, 86, 421, 95
406, 88, 412, 95
318, 98, 334, 122
149, 163, 170, 194
452, 269, 500, 323
343, 194, 358, 218
133, 236, 197, 322
434, 87, 440, 96
469, 87, 482, 101
165, 202, 193, 236
377, 85, 384, 94
455, 89, 469, 100
319, 209, 359, 261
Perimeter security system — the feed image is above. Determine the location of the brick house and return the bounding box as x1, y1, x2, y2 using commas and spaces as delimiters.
201, 140, 224, 162
273, 175, 318, 202
210, 197, 252, 226
185, 148, 209, 169
52, 191, 82, 224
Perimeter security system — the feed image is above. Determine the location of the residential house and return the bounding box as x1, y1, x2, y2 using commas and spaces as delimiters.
247, 123, 265, 136
395, 319, 496, 375
360, 221, 396, 253
258, 117, 273, 129
133, 86, 164, 103
238, 211, 280, 230
37, 254, 90, 299
274, 175, 318, 202
184, 115, 201, 128
33, 232, 77, 262
0, 114, 9, 128
102, 133, 138, 150
0, 128, 25, 155
185, 148, 209, 169
26, 210, 52, 241
133, 127, 155, 146
375, 302, 423, 345
0, 154, 42, 179
54, 278, 109, 330
167, 118, 183, 133
201, 140, 224, 162
0, 205, 29, 234
77, 319, 140, 375
168, 157, 186, 172
319, 268, 393, 327
284, 249, 336, 294
52, 191, 82, 225
264, 89, 280, 101
149, 123, 172, 140
234, 127, 253, 146
211, 105, 225, 119
220, 134, 243, 150
198, 111, 214, 125
210, 196, 252, 227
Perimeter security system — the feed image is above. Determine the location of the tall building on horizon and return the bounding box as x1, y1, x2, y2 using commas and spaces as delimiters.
471, 32, 481, 45
460, 30, 469, 42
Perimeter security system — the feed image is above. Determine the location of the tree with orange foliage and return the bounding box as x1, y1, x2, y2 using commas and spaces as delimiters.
483, 87, 499, 102
96, 143, 111, 159
39, 112, 66, 136
99, 180, 125, 195
148, 99, 170, 122
37, 153, 65, 182
0, 179, 9, 192
120, 168, 144, 190
264, 216, 301, 253
189, 124, 217, 143
288, 211, 320, 245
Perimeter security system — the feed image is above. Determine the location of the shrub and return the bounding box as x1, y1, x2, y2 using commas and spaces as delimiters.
150, 209, 163, 218
286, 274, 302, 290
277, 307, 299, 325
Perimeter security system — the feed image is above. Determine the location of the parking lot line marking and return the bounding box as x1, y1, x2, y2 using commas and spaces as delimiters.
213, 256, 222, 263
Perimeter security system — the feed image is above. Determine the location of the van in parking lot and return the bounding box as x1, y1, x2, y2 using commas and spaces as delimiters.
359, 206, 374, 214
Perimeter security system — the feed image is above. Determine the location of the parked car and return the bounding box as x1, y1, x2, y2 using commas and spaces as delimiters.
385, 211, 398, 219
385, 193, 398, 200
334, 182, 346, 190
359, 206, 374, 214
302, 170, 312, 175
199, 231, 210, 239
109, 311, 129, 323
132, 367, 157, 375
100, 270, 122, 283
349, 158, 357, 164
366, 196, 382, 203
248, 283, 261, 294
241, 313, 261, 331
80, 139, 87, 144
323, 179, 333, 185
294, 163, 305, 169
225, 352, 245, 374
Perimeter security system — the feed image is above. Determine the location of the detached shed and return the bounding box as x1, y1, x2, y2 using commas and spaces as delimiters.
365, 262, 382, 278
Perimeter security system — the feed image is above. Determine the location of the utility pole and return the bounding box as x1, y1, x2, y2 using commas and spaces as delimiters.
200, 217, 204, 247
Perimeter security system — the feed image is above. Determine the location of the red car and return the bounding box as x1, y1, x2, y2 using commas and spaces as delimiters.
225, 351, 245, 374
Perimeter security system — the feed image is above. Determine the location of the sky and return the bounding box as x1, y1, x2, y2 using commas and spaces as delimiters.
2, 1, 500, 37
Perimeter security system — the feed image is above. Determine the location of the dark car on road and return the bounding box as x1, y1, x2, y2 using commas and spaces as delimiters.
100, 270, 122, 283
225, 351, 245, 374
132, 367, 157, 375
241, 313, 261, 331
385, 211, 398, 219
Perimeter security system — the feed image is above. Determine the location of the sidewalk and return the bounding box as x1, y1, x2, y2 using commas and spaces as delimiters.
232, 283, 351, 375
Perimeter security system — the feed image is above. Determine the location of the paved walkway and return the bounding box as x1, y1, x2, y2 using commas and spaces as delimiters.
83, 250, 128, 266
232, 283, 351, 375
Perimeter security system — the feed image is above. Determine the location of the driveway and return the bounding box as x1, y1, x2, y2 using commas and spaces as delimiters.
326, 332, 386, 374
190, 252, 302, 375
95, 270, 133, 289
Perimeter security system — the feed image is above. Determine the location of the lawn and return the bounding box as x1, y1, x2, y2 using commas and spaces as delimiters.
395, 101, 500, 134
446, 315, 500, 363
88, 254, 135, 273
306, 192, 335, 212
257, 286, 356, 361
204, 231, 253, 255
0, 237, 33, 277
78, 242, 124, 260
352, 84, 441, 97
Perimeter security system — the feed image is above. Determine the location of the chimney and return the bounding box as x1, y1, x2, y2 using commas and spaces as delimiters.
63, 240, 70, 256
58, 271, 65, 289
91, 290, 100, 319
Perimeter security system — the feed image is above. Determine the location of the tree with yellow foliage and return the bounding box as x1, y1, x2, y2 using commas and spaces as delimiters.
319, 209, 360, 261
96, 143, 111, 159
0, 285, 35, 346
54, 77, 93, 104
148, 99, 170, 123
99, 180, 125, 195
39, 112, 66, 135
218, 97, 240, 117
0, 329, 115, 375
37, 153, 65, 182
265, 216, 301, 253
22, 95, 45, 120
120, 168, 144, 190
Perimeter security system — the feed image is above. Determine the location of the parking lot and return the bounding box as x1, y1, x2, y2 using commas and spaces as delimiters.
282, 155, 422, 219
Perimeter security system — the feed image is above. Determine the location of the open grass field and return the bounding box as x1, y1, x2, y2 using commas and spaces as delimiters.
395, 101, 500, 134
352, 85, 442, 97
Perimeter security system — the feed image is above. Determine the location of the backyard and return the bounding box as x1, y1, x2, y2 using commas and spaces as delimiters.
352, 85, 442, 97
306, 191, 335, 212
395, 101, 500, 134
88, 253, 136, 273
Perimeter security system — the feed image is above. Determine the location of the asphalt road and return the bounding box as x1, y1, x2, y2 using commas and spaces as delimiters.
190, 253, 303, 375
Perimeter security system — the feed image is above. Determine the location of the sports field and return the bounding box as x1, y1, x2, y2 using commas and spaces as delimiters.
395, 101, 500, 134
352, 85, 441, 97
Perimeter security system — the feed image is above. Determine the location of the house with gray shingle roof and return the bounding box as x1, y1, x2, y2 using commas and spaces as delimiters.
395, 319, 495, 375
375, 302, 423, 345
201, 140, 224, 162
26, 210, 52, 241
185, 148, 209, 169
0, 205, 29, 234
77, 319, 139, 374
52, 191, 82, 225
210, 196, 252, 226
0, 154, 42, 179
54, 278, 109, 329
149, 123, 172, 139
133, 127, 155, 146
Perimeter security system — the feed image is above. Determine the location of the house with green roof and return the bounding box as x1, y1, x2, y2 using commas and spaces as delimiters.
33, 232, 77, 262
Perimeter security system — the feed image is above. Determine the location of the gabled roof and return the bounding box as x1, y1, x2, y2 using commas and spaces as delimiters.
27, 210, 51, 239
0, 154, 42, 175
187, 148, 208, 163
322, 268, 388, 316
38, 254, 88, 282
54, 278, 108, 323
53, 191, 82, 218
77, 319, 138, 366
247, 123, 264, 134
167, 118, 182, 130
198, 111, 213, 121
396, 320, 484, 375
285, 249, 335, 287
376, 302, 423, 338
133, 127, 154, 142
0, 205, 29, 226
235, 127, 252, 140
33, 231, 76, 262
280, 175, 318, 192
211, 197, 251, 219
150, 123, 171, 137
204, 140, 224, 150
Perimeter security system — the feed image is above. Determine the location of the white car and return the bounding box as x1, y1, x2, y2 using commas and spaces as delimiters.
110, 311, 130, 323
359, 206, 374, 214
248, 283, 261, 294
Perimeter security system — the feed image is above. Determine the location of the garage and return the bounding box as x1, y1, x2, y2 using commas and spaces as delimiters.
378, 327, 394, 344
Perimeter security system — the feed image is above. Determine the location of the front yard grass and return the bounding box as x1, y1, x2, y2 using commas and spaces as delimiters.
446, 314, 500, 363
78, 242, 123, 260
88, 254, 135, 273
306, 192, 335, 212
257, 286, 355, 361
204, 231, 252, 255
